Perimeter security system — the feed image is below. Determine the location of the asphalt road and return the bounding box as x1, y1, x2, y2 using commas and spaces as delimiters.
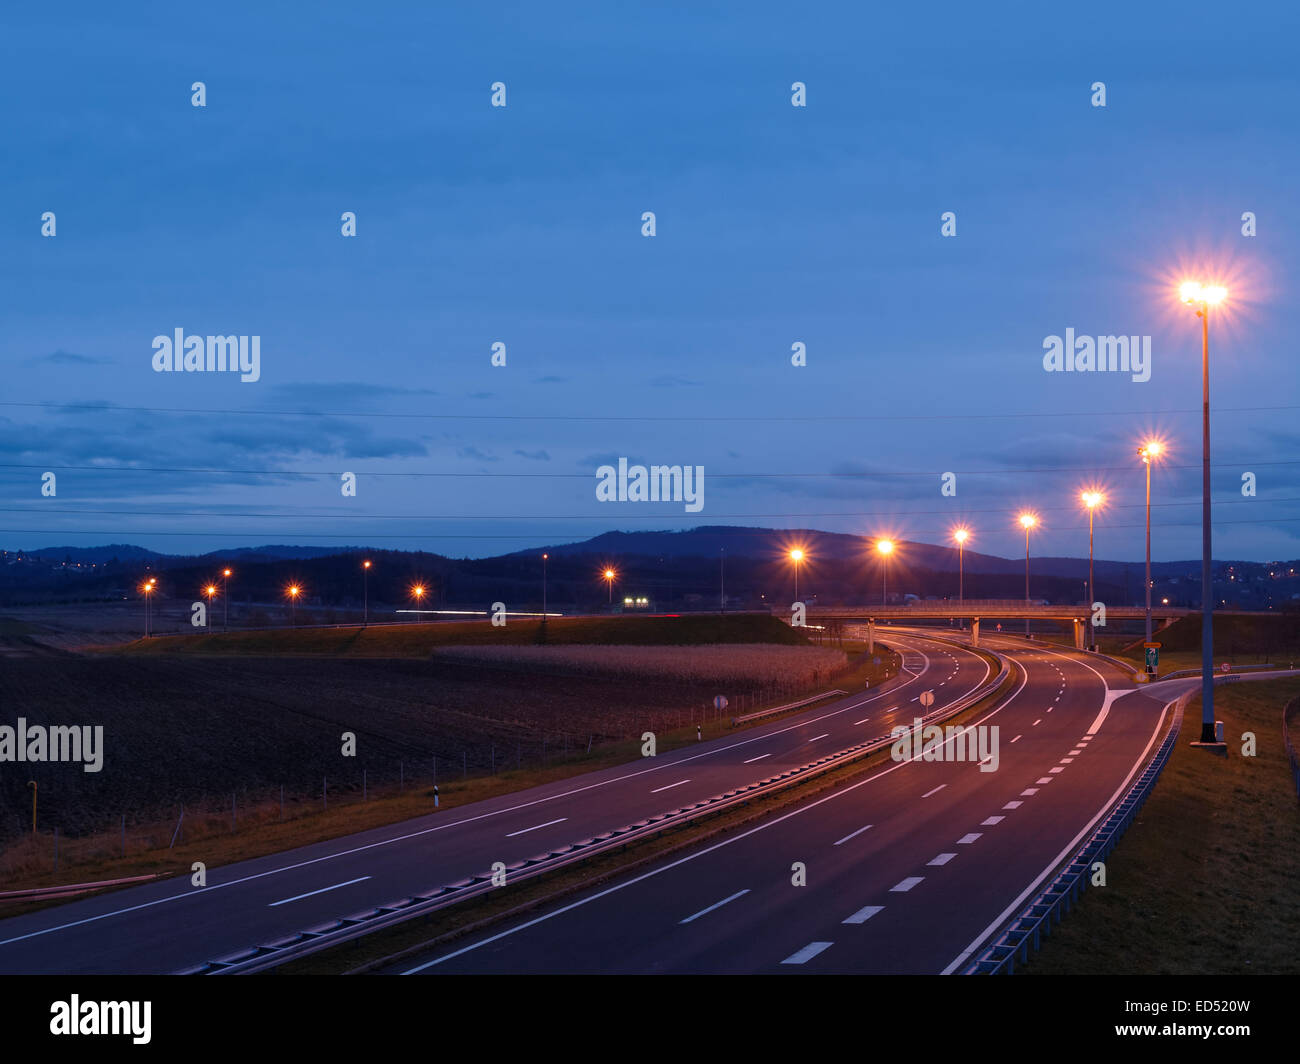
0, 630, 988, 974
396, 637, 1176, 974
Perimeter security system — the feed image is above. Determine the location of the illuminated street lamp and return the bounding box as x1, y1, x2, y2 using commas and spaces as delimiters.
1018, 514, 1037, 637
286, 585, 301, 626
203, 583, 217, 632
603, 568, 616, 606
953, 528, 969, 606
362, 559, 372, 625
411, 583, 426, 622
141, 577, 156, 638
222, 568, 232, 631
1139, 440, 1164, 665
789, 549, 804, 602
1180, 280, 1227, 742
876, 539, 894, 606
1080, 491, 1104, 651
542, 553, 549, 616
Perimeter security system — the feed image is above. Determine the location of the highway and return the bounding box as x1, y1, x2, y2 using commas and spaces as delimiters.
0, 630, 989, 974
394, 636, 1171, 974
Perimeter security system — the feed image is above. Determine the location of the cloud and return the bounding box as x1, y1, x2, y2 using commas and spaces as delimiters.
31, 350, 109, 366
534, 375, 569, 384
513, 448, 551, 461
647, 374, 703, 388
457, 445, 499, 462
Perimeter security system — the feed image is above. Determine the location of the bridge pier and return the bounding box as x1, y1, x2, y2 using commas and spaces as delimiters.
866, 618, 875, 654
969, 617, 979, 647
1073, 618, 1086, 650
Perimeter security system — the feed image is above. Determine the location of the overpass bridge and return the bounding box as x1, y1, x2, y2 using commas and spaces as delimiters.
806, 600, 1202, 650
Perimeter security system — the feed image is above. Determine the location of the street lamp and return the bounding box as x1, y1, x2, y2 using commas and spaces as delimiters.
953, 528, 969, 607
411, 583, 425, 622
141, 577, 156, 638
1080, 491, 1104, 651
1139, 440, 1164, 669
876, 539, 894, 605
603, 568, 616, 606
1180, 280, 1227, 742
542, 553, 549, 616
222, 568, 232, 631
203, 584, 217, 632
1018, 513, 1037, 637
286, 585, 301, 626
789, 549, 804, 602
362, 560, 371, 625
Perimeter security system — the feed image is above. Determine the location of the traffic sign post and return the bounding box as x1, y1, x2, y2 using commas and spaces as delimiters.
919, 690, 935, 708
1143, 642, 1160, 674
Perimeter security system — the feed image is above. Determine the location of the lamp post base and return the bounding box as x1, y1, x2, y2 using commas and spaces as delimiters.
1198, 722, 1219, 743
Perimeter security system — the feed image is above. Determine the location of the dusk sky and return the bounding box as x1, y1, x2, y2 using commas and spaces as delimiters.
3, 2, 1298, 563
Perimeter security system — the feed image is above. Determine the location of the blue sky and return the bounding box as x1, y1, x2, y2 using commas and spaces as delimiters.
2, 1, 1298, 563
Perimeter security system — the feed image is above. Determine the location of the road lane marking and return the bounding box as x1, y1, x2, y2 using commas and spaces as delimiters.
957, 832, 982, 844
742, 753, 770, 764
1021, 788, 1038, 795
680, 889, 750, 924
1069, 749, 1083, 755
650, 779, 691, 794
1002, 801, 1022, 809
1060, 758, 1074, 763
843, 905, 885, 925
1033, 719, 1042, 726
1010, 734, 1022, 743
833, 824, 874, 846
890, 877, 924, 892
921, 785, 946, 798
1049, 767, 1064, 773
1036, 777, 1054, 784
808, 733, 829, 743
506, 817, 568, 837
853, 718, 870, 725
268, 876, 371, 907
981, 816, 1006, 826
928, 853, 957, 866
782, 941, 833, 965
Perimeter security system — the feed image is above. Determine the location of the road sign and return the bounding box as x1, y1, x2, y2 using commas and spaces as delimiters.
1220, 663, 1231, 674
919, 690, 935, 707
1143, 642, 1161, 649
713, 695, 728, 711
1145, 647, 1159, 671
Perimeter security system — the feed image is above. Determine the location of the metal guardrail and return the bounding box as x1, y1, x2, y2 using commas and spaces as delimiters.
0, 873, 160, 902
731, 690, 849, 725
1156, 662, 1285, 682
191, 649, 1015, 974
963, 694, 1187, 975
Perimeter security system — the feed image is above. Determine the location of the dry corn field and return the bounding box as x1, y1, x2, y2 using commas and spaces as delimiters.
433, 643, 849, 686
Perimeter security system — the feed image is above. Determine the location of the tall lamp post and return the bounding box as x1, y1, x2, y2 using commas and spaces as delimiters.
141, 577, 156, 638
1018, 513, 1037, 637
1138, 441, 1163, 666
603, 568, 616, 606
1080, 492, 1104, 652
876, 539, 894, 605
204, 583, 217, 632
287, 585, 301, 626
362, 559, 371, 625
789, 549, 803, 602
222, 568, 231, 631
411, 583, 425, 622
1181, 281, 1227, 742
542, 553, 549, 617
953, 528, 969, 606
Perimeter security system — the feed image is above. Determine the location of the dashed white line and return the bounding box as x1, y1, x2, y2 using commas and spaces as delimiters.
1002, 801, 1023, 809
269, 876, 371, 907
650, 779, 692, 794
1033, 719, 1042, 726
981, 816, 1005, 826
833, 824, 874, 846
782, 941, 833, 965
1060, 757, 1074, 764
808, 733, 829, 743
1049, 767, 1064, 774
853, 718, 870, 726
505, 817, 568, 837
1036, 777, 1054, 784
843, 904, 885, 925
928, 853, 957, 866
921, 784, 946, 799
680, 889, 750, 924
957, 832, 982, 844
891, 877, 924, 892
1021, 788, 1039, 795
1010, 734, 1022, 743
743, 753, 771, 764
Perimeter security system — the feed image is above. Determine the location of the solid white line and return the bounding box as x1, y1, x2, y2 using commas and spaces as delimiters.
506, 817, 568, 837
921, 784, 946, 798
942, 698, 1174, 975
650, 779, 691, 794
680, 889, 750, 924
1002, 801, 1022, 809
843, 905, 885, 925
833, 824, 873, 846
742, 753, 770, 764
957, 833, 982, 844
268, 876, 371, 907
808, 733, 829, 742
928, 853, 956, 866
782, 941, 833, 965
890, 877, 924, 892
